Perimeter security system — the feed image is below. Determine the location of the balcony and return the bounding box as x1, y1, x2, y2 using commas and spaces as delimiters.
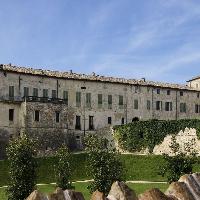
22, 96, 68, 104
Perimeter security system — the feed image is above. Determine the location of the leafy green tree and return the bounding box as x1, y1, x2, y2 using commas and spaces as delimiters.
159, 135, 197, 183
85, 135, 124, 195
54, 145, 73, 190
6, 135, 37, 200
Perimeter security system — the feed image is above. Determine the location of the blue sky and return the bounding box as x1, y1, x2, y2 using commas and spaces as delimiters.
0, 0, 200, 84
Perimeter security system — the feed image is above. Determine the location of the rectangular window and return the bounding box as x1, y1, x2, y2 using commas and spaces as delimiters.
86, 93, 91, 108
98, 94, 102, 108
9, 109, 14, 121
180, 103, 186, 113
147, 100, 151, 110
167, 90, 171, 95
63, 91, 68, 105
134, 99, 138, 109
197, 93, 200, 98
119, 95, 123, 108
180, 91, 183, 96
165, 102, 173, 111
75, 115, 81, 130
195, 104, 199, 113
52, 90, 57, 99
89, 116, 94, 130
121, 117, 124, 125
43, 89, 48, 98
76, 92, 81, 107
108, 95, 112, 109
157, 89, 160, 94
108, 117, 112, 124
135, 86, 140, 93
24, 87, 29, 97
9, 86, 14, 98
34, 110, 40, 121
33, 88, 38, 97
55, 112, 60, 123
156, 101, 162, 110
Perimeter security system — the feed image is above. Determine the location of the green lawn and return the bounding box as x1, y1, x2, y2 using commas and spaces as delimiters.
0, 154, 200, 187
0, 182, 169, 200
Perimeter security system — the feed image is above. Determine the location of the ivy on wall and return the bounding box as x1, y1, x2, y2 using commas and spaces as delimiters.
113, 119, 200, 153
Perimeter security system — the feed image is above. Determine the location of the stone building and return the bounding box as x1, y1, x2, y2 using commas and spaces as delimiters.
0, 63, 200, 150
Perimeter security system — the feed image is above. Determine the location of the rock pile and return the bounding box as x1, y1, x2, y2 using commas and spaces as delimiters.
26, 173, 200, 200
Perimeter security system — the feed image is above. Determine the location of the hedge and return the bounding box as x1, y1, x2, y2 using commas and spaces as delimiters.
113, 119, 200, 153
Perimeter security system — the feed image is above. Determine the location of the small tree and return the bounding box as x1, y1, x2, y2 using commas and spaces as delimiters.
54, 145, 73, 190
7, 135, 37, 200
85, 135, 124, 195
159, 135, 197, 183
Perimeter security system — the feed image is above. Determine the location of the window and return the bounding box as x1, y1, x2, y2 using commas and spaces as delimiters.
167, 90, 171, 95
9, 109, 14, 121
108, 117, 112, 124
180, 91, 183, 96
157, 89, 160, 94
33, 88, 38, 97
24, 87, 29, 97
98, 94, 102, 108
108, 95, 112, 109
43, 89, 48, 98
147, 87, 151, 92
135, 86, 140, 93
52, 90, 57, 99
196, 84, 199, 88
195, 104, 199, 113
134, 99, 138, 109
119, 95, 123, 108
89, 116, 94, 130
75, 115, 81, 130
156, 101, 162, 110
76, 92, 81, 107
147, 100, 151, 110
86, 93, 91, 107
63, 91, 68, 105
55, 112, 60, 123
121, 117, 124, 125
34, 110, 40, 121
180, 103, 186, 113
197, 93, 200, 98
165, 102, 172, 111
9, 86, 14, 98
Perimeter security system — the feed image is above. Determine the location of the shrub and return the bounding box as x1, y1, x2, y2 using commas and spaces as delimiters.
54, 145, 73, 190
6, 135, 37, 200
159, 135, 197, 183
85, 135, 124, 195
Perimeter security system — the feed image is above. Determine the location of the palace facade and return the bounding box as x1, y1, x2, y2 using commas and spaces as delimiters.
0, 64, 200, 148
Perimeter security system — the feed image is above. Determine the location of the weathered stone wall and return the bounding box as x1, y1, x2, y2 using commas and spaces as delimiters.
153, 128, 200, 156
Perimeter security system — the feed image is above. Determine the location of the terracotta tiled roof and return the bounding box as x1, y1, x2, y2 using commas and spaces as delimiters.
0, 64, 199, 91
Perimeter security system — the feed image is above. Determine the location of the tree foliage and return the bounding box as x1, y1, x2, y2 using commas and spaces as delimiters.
159, 135, 197, 183
6, 135, 37, 200
114, 119, 200, 152
54, 145, 73, 190
85, 135, 124, 195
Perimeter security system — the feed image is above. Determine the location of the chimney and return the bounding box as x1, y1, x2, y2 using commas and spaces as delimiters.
141, 77, 146, 82
69, 70, 73, 74
92, 72, 96, 76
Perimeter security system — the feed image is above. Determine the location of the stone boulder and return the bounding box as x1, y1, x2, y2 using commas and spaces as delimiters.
165, 182, 195, 200
138, 188, 176, 200
91, 190, 106, 200
26, 190, 48, 200
107, 181, 138, 200
48, 187, 65, 200
65, 190, 85, 200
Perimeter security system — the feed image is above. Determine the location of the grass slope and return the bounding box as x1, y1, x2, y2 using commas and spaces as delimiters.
0, 154, 200, 187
